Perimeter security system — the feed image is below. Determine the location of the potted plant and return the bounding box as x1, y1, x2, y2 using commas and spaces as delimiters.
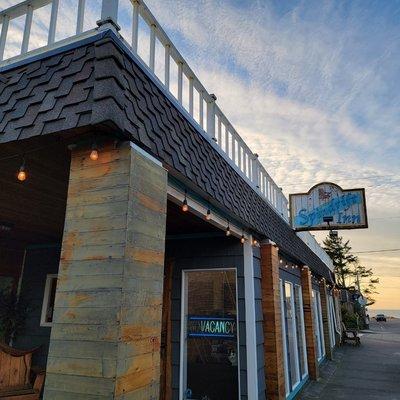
0, 287, 29, 344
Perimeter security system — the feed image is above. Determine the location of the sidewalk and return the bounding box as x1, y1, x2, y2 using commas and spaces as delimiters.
299, 319, 400, 400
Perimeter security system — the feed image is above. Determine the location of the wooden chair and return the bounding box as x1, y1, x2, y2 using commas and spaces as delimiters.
341, 322, 361, 346
0, 343, 45, 399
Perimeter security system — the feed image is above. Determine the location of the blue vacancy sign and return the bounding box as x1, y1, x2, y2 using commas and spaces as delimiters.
187, 316, 237, 339
289, 182, 368, 231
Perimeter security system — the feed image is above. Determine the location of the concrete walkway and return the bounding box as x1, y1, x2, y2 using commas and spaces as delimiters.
299, 319, 400, 400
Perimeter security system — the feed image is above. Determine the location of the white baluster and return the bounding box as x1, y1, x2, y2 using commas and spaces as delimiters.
217, 116, 222, 145
238, 145, 242, 170
177, 61, 183, 103
207, 94, 217, 141
76, 0, 86, 34
149, 23, 156, 71
48, 0, 60, 44
189, 77, 194, 116
199, 91, 204, 128
132, 0, 139, 52
252, 154, 259, 188
0, 15, 9, 61
225, 125, 230, 156
231, 135, 236, 164
164, 44, 170, 89
21, 6, 33, 54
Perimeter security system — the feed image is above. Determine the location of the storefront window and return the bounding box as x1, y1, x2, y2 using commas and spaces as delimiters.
181, 269, 239, 400
280, 280, 290, 396
311, 289, 325, 360
285, 282, 300, 389
294, 285, 308, 379
281, 279, 308, 396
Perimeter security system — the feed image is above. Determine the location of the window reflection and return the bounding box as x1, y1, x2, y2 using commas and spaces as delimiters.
183, 270, 239, 400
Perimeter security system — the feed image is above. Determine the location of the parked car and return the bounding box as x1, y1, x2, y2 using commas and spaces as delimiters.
376, 314, 387, 322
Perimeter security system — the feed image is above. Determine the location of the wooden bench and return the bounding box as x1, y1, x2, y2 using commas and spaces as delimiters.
341, 322, 361, 346
0, 343, 45, 399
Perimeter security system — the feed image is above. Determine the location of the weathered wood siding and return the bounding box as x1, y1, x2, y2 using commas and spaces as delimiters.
14, 246, 61, 368
43, 142, 167, 399
260, 244, 286, 400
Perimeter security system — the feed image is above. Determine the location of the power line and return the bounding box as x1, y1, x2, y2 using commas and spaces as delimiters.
354, 248, 400, 254
283, 174, 399, 187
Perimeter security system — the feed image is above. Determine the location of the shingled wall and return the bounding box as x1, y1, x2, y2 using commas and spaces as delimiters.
0, 30, 332, 280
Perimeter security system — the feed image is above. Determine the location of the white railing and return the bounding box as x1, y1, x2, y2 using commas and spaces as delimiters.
1, 1, 332, 269
0, 0, 289, 222
296, 232, 334, 271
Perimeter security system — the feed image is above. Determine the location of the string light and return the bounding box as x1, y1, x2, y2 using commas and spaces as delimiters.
205, 207, 211, 220
226, 221, 231, 236
89, 141, 99, 161
253, 239, 258, 246
241, 234, 245, 244
182, 190, 188, 212
279, 259, 283, 264
17, 158, 27, 181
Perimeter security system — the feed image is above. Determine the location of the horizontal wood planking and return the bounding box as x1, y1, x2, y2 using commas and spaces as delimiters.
260, 244, 286, 400
319, 279, 332, 359
44, 141, 167, 399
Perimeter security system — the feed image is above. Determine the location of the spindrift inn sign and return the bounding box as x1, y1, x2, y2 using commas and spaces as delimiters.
290, 182, 368, 231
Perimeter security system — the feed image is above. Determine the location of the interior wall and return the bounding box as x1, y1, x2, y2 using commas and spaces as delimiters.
13, 245, 61, 367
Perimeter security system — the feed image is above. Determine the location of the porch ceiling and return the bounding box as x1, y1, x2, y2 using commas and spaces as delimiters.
0, 136, 69, 249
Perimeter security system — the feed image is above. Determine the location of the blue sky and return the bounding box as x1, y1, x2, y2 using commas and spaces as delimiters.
2, 0, 400, 308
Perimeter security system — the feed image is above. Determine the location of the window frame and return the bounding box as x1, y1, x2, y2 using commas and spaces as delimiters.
40, 273, 58, 327
179, 268, 241, 400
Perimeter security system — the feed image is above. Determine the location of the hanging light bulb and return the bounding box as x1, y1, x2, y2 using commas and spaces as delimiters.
90, 141, 99, 161
253, 239, 258, 246
279, 259, 283, 264
182, 190, 188, 212
205, 208, 211, 220
240, 235, 245, 244
226, 221, 231, 236
17, 158, 27, 181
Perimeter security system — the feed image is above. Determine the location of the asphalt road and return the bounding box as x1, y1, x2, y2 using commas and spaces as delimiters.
300, 319, 400, 400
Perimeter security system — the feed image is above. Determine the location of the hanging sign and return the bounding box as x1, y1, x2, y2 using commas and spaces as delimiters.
289, 182, 368, 231
187, 316, 237, 339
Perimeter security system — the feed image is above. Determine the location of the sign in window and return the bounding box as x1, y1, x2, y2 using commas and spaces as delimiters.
181, 269, 239, 400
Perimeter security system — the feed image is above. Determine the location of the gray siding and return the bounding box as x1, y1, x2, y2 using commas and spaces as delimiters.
14, 245, 61, 368
253, 247, 266, 400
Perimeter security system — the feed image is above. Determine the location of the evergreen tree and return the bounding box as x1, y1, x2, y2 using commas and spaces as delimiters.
352, 263, 380, 306
323, 235, 358, 287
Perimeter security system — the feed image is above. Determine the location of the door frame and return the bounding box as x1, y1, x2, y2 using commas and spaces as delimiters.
179, 267, 241, 400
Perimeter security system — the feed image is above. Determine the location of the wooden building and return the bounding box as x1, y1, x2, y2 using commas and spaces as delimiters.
0, 1, 341, 399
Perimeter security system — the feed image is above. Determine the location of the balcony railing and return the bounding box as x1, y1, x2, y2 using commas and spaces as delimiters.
0, 0, 332, 268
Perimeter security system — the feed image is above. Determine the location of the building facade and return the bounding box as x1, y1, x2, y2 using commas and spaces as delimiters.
0, 1, 341, 399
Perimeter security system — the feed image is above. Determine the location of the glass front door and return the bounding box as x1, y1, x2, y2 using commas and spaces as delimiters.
181, 269, 239, 400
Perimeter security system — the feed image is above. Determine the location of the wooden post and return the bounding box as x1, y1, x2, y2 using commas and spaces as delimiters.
300, 266, 319, 380
319, 279, 332, 359
43, 141, 167, 399
260, 243, 285, 400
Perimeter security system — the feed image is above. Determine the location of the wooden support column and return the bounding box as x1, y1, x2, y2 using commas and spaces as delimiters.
319, 278, 332, 359
300, 266, 319, 380
43, 141, 167, 399
260, 243, 285, 400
